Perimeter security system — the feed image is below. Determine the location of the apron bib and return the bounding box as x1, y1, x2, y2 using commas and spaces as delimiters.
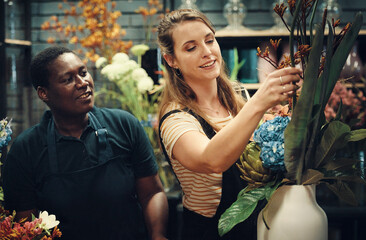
38, 112, 147, 240
159, 109, 261, 240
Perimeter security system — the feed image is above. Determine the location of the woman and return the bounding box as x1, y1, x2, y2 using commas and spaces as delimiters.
3, 46, 168, 240
157, 9, 301, 240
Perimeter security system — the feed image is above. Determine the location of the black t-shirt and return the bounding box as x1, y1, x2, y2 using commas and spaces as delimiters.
3, 106, 158, 239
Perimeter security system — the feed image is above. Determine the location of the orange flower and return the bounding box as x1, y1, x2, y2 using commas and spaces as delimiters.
41, 0, 131, 63
69, 36, 78, 44
47, 37, 55, 44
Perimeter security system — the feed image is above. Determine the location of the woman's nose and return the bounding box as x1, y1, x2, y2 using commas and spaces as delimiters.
202, 44, 212, 57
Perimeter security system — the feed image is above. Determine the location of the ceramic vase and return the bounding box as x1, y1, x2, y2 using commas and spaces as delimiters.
257, 184, 328, 240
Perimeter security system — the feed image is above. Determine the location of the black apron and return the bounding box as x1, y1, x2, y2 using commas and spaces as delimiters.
38, 112, 147, 240
159, 109, 261, 240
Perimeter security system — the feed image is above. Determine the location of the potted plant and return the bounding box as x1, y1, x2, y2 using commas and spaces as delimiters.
218, 0, 366, 239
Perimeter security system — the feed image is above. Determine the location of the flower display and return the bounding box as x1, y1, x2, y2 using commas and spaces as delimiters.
135, 0, 165, 45
0, 118, 12, 159
218, 0, 366, 236
0, 206, 62, 239
95, 49, 163, 149
325, 81, 366, 129
41, 0, 132, 63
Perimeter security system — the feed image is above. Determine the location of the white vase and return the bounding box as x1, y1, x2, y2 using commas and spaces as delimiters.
257, 184, 327, 240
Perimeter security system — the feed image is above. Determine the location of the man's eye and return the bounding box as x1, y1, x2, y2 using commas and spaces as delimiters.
206, 40, 214, 44
63, 77, 73, 83
80, 71, 87, 77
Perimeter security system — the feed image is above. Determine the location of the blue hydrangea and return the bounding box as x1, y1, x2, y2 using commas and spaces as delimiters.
253, 116, 290, 144
260, 141, 286, 172
0, 119, 12, 150
253, 116, 290, 173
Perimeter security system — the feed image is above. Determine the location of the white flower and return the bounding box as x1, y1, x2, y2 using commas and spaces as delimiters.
124, 60, 139, 72
39, 211, 60, 230
131, 68, 148, 80
137, 77, 154, 93
131, 44, 150, 57
95, 57, 107, 69
112, 52, 129, 64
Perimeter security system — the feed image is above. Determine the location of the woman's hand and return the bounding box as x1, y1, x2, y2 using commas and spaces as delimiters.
250, 67, 302, 112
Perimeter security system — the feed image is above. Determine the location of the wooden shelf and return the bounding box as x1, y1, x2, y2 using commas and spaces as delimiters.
242, 82, 365, 91
5, 38, 32, 46
216, 28, 366, 38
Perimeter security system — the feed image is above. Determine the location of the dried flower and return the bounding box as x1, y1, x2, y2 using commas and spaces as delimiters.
41, 0, 132, 63
135, 0, 165, 44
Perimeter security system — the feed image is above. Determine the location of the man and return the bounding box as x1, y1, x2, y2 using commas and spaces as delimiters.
3, 46, 168, 240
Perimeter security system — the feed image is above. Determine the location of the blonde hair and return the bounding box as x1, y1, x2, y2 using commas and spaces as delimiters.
157, 9, 245, 129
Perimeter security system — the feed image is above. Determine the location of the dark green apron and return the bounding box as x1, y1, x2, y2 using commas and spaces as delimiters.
159, 109, 261, 240
38, 112, 147, 240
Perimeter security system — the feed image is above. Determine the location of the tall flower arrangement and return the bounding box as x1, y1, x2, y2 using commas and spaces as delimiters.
218, 0, 366, 236
41, 0, 132, 63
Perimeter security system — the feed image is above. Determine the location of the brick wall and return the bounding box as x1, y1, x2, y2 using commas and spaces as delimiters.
25, 0, 366, 125
31, 0, 366, 55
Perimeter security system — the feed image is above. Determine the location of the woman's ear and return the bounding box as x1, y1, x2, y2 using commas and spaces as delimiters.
163, 54, 177, 68
37, 86, 49, 103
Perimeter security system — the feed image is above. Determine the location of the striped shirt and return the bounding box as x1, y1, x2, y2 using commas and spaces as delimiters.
160, 103, 233, 217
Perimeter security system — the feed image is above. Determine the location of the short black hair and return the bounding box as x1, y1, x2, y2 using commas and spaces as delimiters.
30, 46, 74, 90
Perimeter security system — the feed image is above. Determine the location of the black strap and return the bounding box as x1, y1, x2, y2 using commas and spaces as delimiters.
158, 108, 217, 167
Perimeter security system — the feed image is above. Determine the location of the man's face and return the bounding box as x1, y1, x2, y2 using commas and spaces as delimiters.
40, 52, 94, 117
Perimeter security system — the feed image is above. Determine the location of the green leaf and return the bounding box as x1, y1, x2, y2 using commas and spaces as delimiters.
335, 98, 343, 121
218, 187, 267, 236
314, 121, 351, 168
284, 23, 324, 183
324, 12, 363, 102
326, 181, 358, 206
301, 169, 324, 185
323, 158, 359, 171
348, 129, 366, 142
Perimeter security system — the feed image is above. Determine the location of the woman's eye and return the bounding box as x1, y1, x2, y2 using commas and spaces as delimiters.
187, 46, 196, 52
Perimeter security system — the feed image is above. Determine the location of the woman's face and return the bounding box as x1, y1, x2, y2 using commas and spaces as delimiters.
169, 20, 222, 85
42, 52, 94, 117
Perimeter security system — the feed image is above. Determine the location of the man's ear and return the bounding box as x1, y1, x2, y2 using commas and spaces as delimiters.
37, 86, 48, 103
163, 54, 177, 68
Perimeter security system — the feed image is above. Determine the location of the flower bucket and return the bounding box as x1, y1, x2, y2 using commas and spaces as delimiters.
257, 184, 327, 240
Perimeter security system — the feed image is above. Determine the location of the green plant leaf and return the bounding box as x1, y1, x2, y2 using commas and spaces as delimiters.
284, 23, 324, 183
218, 187, 267, 237
348, 129, 366, 142
324, 12, 363, 102
301, 169, 324, 185
323, 158, 359, 171
314, 121, 351, 168
326, 181, 358, 206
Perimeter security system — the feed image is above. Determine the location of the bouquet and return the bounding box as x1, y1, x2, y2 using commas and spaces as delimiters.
0, 207, 62, 240
95, 44, 163, 148
218, 0, 366, 236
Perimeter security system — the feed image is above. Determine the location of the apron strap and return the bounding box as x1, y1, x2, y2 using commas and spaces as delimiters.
47, 111, 112, 174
